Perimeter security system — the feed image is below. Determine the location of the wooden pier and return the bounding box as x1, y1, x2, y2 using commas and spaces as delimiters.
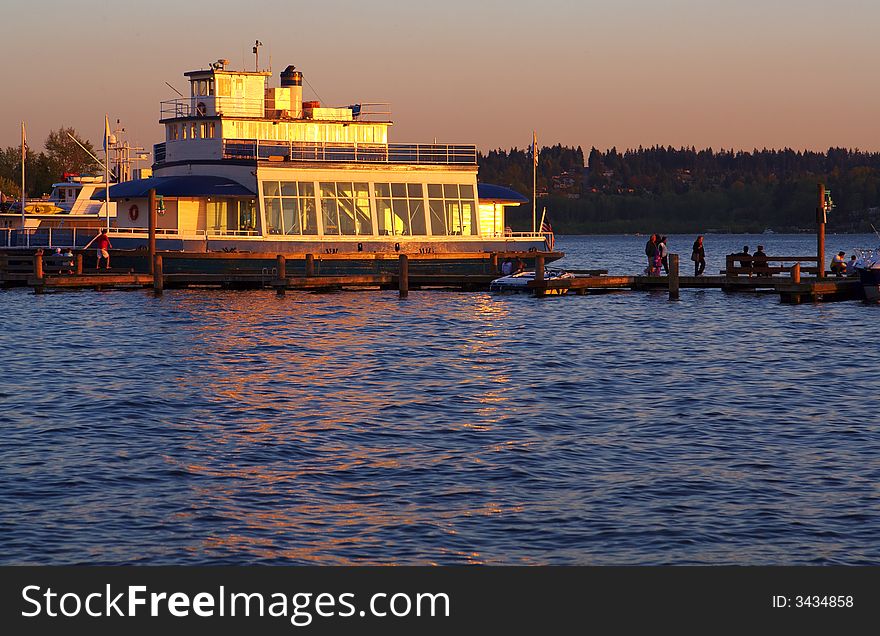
0, 247, 865, 303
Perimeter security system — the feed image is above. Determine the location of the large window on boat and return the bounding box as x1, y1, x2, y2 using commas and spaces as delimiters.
262, 181, 318, 235
428, 183, 477, 235
207, 198, 258, 234
375, 183, 427, 236
320, 182, 372, 236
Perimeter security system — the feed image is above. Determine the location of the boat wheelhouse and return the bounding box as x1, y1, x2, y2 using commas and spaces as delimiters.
105, 57, 547, 253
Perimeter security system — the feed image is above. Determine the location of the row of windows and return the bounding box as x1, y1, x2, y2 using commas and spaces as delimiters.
262, 181, 478, 237
167, 120, 387, 144
167, 121, 216, 141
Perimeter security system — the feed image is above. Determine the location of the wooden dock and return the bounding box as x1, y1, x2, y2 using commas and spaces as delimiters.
1, 247, 867, 303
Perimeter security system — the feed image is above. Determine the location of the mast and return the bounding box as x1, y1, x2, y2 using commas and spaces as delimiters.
104, 115, 111, 231
20, 122, 26, 246
532, 130, 537, 234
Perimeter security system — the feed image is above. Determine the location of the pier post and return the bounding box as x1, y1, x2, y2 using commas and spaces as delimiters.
534, 254, 545, 297
305, 253, 315, 277
399, 254, 409, 298
33, 249, 44, 293
148, 188, 157, 274
790, 263, 801, 284
153, 254, 163, 294
669, 253, 680, 300
33, 249, 43, 280
490, 252, 499, 273
725, 254, 735, 279
276, 254, 286, 296
75, 252, 83, 275
817, 183, 826, 279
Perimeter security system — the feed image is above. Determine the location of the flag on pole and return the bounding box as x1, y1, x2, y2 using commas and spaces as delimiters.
21, 122, 28, 153
541, 217, 555, 252
103, 115, 111, 152
533, 131, 538, 168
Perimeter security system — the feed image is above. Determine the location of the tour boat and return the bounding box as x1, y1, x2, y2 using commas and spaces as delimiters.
96, 56, 551, 256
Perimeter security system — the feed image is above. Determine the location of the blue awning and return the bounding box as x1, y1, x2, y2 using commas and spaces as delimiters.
97, 176, 256, 199
478, 183, 529, 204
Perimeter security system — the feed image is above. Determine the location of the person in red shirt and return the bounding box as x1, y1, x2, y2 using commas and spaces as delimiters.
84, 229, 113, 270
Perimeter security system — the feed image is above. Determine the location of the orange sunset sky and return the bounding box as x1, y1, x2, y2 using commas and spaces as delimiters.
2, 0, 877, 154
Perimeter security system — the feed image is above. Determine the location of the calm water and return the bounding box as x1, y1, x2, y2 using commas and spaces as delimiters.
1, 234, 878, 565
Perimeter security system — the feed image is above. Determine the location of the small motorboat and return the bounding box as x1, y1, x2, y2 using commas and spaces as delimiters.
489, 268, 575, 294
854, 249, 880, 302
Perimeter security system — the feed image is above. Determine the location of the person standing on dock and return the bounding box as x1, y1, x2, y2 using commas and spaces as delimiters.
645, 234, 658, 274
692, 236, 706, 276
83, 229, 113, 270
659, 236, 669, 274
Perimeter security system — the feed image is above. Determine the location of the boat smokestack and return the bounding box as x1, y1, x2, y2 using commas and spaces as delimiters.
280, 65, 303, 118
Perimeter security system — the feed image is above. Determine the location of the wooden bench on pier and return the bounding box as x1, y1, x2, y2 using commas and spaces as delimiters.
723, 254, 822, 278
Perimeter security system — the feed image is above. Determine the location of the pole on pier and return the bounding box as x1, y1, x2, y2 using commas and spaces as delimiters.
668, 253, 680, 300
305, 253, 315, 277
490, 252, 498, 273
33, 249, 44, 293
33, 249, 43, 278
817, 183, 826, 279
790, 262, 801, 284
399, 253, 409, 298
276, 254, 286, 296
148, 188, 157, 274
75, 252, 83, 275
153, 254, 163, 294
534, 254, 545, 297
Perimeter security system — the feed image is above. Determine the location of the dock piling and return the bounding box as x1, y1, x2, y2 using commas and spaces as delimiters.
153, 254, 163, 294
669, 253, 680, 300
534, 254, 545, 297
75, 252, 83, 275
276, 254, 286, 295
399, 254, 409, 298
33, 249, 44, 294
305, 253, 315, 277
148, 188, 157, 274
790, 263, 801, 284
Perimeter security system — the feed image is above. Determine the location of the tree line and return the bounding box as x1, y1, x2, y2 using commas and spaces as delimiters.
0, 128, 99, 199
480, 145, 880, 233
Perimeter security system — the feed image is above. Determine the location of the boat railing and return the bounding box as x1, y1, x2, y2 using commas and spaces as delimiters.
222, 139, 477, 165
2, 227, 109, 248
201, 229, 261, 237
483, 231, 552, 240
160, 97, 266, 119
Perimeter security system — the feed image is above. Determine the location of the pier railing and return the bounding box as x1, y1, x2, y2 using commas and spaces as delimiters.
222, 139, 477, 165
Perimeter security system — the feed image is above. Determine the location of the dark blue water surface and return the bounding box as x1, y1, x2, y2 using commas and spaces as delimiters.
1, 235, 878, 565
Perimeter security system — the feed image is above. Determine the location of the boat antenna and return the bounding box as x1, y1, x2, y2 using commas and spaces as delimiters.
65, 132, 108, 172
164, 81, 185, 98
253, 40, 263, 72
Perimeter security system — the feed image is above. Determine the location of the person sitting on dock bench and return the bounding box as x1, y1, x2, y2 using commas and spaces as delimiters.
830, 251, 847, 277
514, 258, 525, 274
736, 246, 752, 276
500, 258, 514, 276
846, 254, 858, 277
753, 245, 769, 276
83, 229, 113, 270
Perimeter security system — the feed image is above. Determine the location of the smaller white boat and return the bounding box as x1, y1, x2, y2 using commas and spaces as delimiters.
490, 268, 575, 294
853, 248, 880, 301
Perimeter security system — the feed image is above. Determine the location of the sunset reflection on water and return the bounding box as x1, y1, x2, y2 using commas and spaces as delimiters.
3, 238, 880, 565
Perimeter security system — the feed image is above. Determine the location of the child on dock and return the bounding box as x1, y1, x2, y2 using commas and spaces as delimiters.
83, 230, 113, 270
